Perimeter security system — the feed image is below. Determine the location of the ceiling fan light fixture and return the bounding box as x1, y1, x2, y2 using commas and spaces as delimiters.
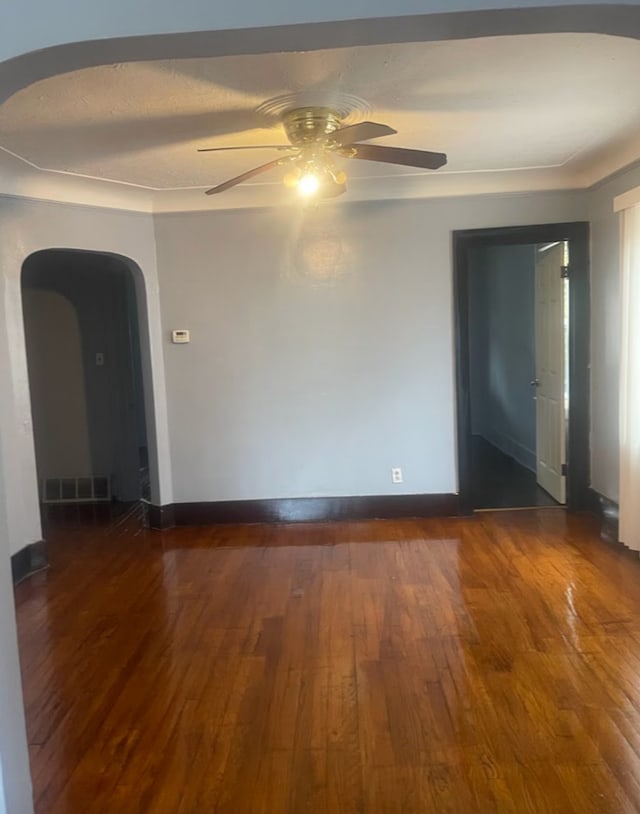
332, 169, 347, 186
283, 169, 300, 188
298, 170, 321, 196
201, 105, 446, 197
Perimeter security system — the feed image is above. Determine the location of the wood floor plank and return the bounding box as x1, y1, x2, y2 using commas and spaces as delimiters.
14, 508, 640, 812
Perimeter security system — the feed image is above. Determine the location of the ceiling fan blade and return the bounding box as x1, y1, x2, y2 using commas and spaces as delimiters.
205, 158, 285, 195
198, 145, 292, 153
332, 122, 397, 147
345, 143, 447, 170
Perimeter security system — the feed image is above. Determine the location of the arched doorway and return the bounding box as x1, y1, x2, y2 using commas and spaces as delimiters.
21, 249, 152, 529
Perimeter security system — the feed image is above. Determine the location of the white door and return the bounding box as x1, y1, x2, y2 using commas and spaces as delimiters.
535, 243, 567, 504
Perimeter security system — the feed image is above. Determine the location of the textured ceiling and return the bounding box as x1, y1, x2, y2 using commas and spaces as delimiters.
1, 33, 640, 197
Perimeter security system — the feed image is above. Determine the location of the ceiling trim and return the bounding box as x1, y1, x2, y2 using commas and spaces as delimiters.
0, 190, 154, 217
0, 139, 586, 193
0, 136, 634, 213
0, 150, 587, 214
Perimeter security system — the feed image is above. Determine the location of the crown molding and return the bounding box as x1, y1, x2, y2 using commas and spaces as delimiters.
1, 135, 640, 213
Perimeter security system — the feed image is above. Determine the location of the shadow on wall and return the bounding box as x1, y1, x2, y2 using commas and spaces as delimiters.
21, 249, 151, 506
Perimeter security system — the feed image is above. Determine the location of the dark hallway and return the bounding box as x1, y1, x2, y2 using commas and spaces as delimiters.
471, 436, 558, 509
21, 250, 149, 526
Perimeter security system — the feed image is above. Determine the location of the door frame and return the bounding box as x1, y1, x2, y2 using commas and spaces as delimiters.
453, 222, 590, 515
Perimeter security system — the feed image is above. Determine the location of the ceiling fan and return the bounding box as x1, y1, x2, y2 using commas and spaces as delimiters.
198, 106, 447, 198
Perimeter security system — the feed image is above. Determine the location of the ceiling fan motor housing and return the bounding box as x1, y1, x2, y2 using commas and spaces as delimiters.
283, 107, 342, 146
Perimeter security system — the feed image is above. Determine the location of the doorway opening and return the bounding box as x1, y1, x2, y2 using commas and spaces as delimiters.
453, 223, 590, 514
21, 249, 150, 531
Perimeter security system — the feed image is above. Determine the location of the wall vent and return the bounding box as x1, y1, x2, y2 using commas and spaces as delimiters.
40, 476, 111, 504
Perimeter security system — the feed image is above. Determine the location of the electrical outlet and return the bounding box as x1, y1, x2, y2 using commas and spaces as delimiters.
391, 467, 403, 484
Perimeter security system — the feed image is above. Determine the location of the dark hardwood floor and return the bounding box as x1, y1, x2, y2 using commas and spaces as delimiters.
472, 435, 558, 509
14, 509, 640, 813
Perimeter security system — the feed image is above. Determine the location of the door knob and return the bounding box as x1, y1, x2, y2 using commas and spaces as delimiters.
530, 379, 540, 387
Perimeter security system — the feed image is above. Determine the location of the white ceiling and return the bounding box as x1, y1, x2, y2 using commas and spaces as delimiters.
2, 33, 640, 210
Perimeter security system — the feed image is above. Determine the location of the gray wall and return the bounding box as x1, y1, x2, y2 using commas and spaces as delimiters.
588, 163, 640, 502
468, 244, 537, 470
0, 167, 630, 528
0, 196, 171, 556
0, 436, 33, 814
155, 192, 585, 503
